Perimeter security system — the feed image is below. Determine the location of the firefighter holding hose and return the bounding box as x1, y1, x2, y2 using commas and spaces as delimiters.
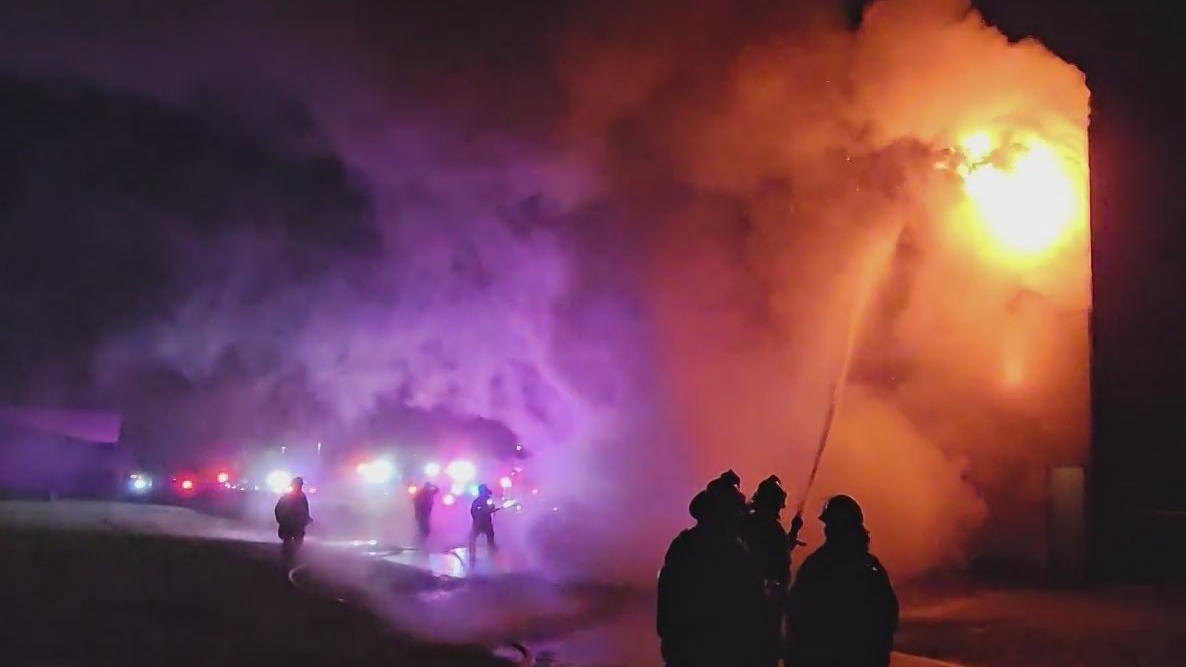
742, 475, 805, 667
745, 475, 807, 591
467, 483, 499, 562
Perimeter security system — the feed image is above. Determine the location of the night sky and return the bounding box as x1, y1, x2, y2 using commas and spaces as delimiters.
0, 0, 1181, 517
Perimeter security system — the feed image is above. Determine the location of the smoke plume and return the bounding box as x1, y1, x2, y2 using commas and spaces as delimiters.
0, 0, 1089, 582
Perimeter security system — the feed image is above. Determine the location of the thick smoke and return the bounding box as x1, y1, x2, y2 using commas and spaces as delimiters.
0, 0, 1088, 582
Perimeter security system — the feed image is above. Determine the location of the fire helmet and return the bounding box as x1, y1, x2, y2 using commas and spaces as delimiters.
751, 475, 787, 509
291, 476, 305, 489
819, 494, 863, 526
715, 469, 741, 490
705, 470, 746, 515
477, 483, 492, 496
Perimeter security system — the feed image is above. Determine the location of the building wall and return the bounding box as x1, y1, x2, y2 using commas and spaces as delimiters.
864, 124, 1091, 573
0, 408, 125, 497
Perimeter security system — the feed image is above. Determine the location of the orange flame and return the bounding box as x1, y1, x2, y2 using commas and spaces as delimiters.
955, 132, 1080, 259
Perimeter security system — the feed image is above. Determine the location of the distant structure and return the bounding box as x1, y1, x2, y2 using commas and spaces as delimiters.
0, 406, 124, 498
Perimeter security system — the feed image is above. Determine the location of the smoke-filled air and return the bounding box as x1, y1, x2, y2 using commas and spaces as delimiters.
0, 0, 1089, 583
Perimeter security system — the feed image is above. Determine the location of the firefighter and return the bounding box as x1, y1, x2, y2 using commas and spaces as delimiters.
705, 469, 747, 518
657, 485, 767, 667
413, 481, 439, 547
467, 484, 499, 561
274, 476, 312, 565
742, 475, 808, 667
745, 475, 795, 590
785, 494, 899, 667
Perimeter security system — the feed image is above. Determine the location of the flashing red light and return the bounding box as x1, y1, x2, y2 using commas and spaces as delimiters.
442, 494, 456, 506
216, 472, 230, 484
408, 485, 419, 495
180, 479, 195, 491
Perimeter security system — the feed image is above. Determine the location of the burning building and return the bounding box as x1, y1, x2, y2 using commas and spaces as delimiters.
784, 7, 1092, 575
842, 126, 1091, 573
576, 0, 1093, 579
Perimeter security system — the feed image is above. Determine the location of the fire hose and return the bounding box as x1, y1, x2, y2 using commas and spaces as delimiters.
794, 322, 861, 516
794, 233, 899, 516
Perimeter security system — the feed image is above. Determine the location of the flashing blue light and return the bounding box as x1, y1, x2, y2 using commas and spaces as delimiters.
128, 473, 152, 493
468, 484, 480, 497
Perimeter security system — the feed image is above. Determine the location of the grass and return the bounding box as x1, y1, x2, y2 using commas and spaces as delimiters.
0, 527, 511, 667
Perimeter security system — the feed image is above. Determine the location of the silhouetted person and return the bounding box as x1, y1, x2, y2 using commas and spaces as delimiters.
745, 475, 796, 590
657, 480, 767, 667
468, 484, 499, 560
413, 482, 439, 547
274, 476, 312, 564
743, 475, 801, 667
785, 494, 898, 667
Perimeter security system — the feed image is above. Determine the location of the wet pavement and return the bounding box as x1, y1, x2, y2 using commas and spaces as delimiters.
302, 538, 971, 667
18, 502, 1181, 667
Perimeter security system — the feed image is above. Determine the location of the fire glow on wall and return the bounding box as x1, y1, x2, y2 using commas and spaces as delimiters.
833, 121, 1092, 570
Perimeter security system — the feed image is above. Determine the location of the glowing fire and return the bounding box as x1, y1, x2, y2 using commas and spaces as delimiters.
1002, 355, 1025, 388
956, 132, 1079, 257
